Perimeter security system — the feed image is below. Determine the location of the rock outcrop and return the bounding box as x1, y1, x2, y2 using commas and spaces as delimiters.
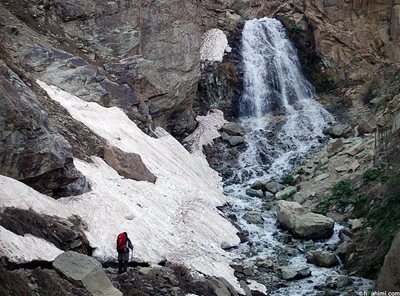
376, 230, 400, 292
103, 146, 156, 183
276, 200, 334, 239
306, 250, 338, 268
1, 0, 202, 137
0, 60, 87, 197
0, 207, 91, 255
53, 251, 122, 296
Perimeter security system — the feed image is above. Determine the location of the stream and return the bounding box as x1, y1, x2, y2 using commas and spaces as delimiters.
219, 17, 373, 295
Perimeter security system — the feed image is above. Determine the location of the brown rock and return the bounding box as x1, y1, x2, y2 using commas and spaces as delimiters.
377, 230, 400, 292
103, 146, 156, 183
390, 5, 400, 41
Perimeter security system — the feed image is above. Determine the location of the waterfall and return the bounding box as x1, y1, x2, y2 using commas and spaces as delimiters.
235, 17, 333, 183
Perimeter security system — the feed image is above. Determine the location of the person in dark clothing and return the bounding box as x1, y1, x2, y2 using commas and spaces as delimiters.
117, 232, 133, 274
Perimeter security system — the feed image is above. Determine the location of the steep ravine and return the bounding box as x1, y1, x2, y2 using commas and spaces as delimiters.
1, 1, 400, 295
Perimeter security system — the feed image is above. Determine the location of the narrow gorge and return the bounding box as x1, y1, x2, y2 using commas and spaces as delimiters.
1, 1, 400, 296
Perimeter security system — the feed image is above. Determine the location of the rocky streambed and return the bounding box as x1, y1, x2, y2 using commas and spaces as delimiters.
204, 119, 375, 295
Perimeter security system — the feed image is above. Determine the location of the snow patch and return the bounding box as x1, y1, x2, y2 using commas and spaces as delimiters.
0, 81, 241, 289
184, 109, 226, 159
0, 226, 63, 262
200, 29, 231, 62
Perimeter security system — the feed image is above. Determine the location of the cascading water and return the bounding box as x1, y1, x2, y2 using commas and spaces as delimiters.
223, 18, 372, 295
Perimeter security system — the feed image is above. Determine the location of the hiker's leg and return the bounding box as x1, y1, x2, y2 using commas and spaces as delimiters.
123, 259, 128, 272
118, 260, 123, 274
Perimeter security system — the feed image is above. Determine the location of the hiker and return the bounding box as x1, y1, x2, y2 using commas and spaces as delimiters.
116, 232, 133, 274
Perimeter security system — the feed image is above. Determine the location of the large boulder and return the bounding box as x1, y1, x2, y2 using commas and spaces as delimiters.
219, 122, 248, 136
276, 200, 334, 240
53, 251, 122, 296
206, 277, 239, 296
376, 230, 400, 292
103, 146, 156, 183
279, 266, 311, 280
306, 250, 338, 268
243, 211, 264, 225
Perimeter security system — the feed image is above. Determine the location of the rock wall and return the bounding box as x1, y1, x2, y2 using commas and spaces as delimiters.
376, 230, 400, 291
1, 0, 202, 137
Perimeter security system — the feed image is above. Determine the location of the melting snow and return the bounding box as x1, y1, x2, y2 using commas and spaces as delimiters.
0, 81, 241, 290
200, 29, 231, 62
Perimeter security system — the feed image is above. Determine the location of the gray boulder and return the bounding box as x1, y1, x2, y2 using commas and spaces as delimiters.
276, 200, 334, 239
275, 186, 297, 200
306, 251, 338, 267
329, 124, 351, 138
53, 251, 122, 296
219, 122, 248, 136
243, 212, 264, 225
250, 180, 266, 191
246, 188, 264, 198
103, 146, 156, 183
221, 132, 245, 146
280, 266, 311, 280
264, 181, 284, 194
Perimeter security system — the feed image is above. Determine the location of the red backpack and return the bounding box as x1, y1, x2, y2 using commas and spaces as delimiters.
117, 232, 127, 252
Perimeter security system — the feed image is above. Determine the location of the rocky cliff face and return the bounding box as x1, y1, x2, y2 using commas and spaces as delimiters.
1, 0, 203, 137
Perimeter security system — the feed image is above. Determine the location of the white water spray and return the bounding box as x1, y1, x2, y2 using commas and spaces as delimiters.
223, 17, 372, 295
237, 17, 333, 182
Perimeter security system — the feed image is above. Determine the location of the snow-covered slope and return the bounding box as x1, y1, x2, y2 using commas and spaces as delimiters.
0, 81, 240, 288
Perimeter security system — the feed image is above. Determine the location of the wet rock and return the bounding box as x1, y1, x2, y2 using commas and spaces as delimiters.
306, 251, 338, 267
275, 186, 297, 200
325, 276, 348, 290
103, 146, 156, 183
251, 180, 266, 190
264, 181, 284, 194
329, 124, 351, 138
280, 266, 311, 280
53, 251, 122, 296
264, 191, 275, 200
221, 132, 245, 146
243, 212, 264, 225
220, 122, 248, 136
246, 188, 264, 198
276, 201, 334, 240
